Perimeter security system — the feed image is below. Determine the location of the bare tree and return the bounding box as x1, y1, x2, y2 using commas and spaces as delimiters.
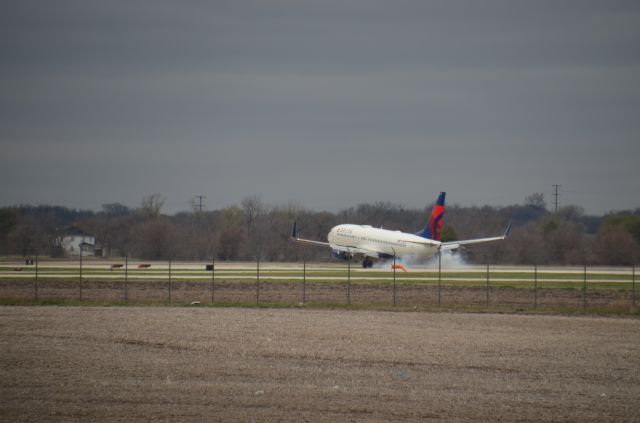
0, 208, 18, 254
542, 219, 584, 264
129, 217, 176, 260
7, 217, 44, 257
140, 194, 165, 219
525, 193, 546, 210
242, 196, 270, 258
241, 196, 264, 234
218, 227, 244, 260
591, 225, 639, 265
501, 223, 545, 264
102, 203, 131, 216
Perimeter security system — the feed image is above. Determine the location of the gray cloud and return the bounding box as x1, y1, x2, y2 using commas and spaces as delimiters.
1, 1, 639, 214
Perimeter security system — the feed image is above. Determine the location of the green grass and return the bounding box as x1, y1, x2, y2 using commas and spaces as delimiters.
3, 263, 637, 315
1, 262, 636, 293
2, 267, 634, 279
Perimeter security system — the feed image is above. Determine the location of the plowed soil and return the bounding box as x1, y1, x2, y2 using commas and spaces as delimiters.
1, 306, 639, 422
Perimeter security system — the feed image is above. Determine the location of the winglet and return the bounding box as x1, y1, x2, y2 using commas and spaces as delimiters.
292, 221, 297, 239
503, 222, 512, 238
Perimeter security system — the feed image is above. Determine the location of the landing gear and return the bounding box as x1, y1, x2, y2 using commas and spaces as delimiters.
362, 258, 374, 268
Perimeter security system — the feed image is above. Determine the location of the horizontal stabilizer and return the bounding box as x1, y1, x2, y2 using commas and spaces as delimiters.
440, 243, 460, 251
404, 238, 441, 247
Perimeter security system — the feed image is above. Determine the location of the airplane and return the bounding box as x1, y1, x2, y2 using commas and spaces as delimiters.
291, 192, 511, 268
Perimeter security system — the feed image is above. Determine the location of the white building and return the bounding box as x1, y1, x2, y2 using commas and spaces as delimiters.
60, 234, 95, 257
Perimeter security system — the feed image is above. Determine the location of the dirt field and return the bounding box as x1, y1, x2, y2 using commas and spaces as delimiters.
1, 307, 639, 422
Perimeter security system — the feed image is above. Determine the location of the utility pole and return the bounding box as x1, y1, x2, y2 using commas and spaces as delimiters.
552, 184, 561, 213
195, 195, 206, 213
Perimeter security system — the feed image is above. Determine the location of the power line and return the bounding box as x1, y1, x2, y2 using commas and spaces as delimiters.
552, 184, 561, 213
195, 195, 206, 213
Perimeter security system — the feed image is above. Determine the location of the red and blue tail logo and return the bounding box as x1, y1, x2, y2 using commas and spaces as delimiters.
417, 192, 445, 241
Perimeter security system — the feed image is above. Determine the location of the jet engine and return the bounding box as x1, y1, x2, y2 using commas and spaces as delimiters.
331, 249, 352, 260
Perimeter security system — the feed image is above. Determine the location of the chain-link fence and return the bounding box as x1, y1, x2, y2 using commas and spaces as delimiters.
0, 255, 636, 313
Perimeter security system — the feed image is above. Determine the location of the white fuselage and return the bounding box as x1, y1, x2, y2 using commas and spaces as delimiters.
327, 224, 440, 259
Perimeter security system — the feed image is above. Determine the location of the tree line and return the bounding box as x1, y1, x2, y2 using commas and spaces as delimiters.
0, 193, 638, 265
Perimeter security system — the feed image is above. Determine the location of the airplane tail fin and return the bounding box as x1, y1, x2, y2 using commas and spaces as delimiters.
416, 192, 446, 241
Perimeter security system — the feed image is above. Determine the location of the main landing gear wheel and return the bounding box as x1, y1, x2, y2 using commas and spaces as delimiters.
362, 259, 374, 268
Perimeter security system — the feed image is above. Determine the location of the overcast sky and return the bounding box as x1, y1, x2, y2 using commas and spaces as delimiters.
1, 1, 639, 215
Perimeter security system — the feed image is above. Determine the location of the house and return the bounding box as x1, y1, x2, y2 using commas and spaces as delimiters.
54, 228, 96, 257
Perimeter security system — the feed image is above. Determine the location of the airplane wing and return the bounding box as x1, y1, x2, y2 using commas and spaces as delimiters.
292, 237, 331, 248
291, 222, 331, 247
440, 223, 511, 252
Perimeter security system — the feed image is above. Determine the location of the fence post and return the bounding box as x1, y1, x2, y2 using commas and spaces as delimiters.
168, 259, 172, 304
438, 251, 442, 307
347, 259, 351, 306
583, 263, 587, 312
256, 256, 260, 305
124, 255, 128, 303
534, 263, 538, 309
485, 262, 490, 307
393, 254, 397, 306
34, 254, 38, 301
79, 248, 83, 301
211, 256, 216, 304
302, 251, 306, 305
633, 264, 636, 309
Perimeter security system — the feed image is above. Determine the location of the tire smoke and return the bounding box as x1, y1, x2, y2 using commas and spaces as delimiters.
373, 250, 468, 270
